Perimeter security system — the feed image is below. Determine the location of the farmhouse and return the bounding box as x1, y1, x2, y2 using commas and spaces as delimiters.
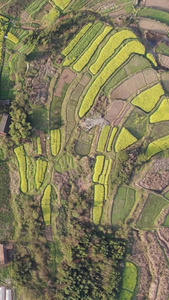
0, 287, 13, 300
0, 114, 11, 136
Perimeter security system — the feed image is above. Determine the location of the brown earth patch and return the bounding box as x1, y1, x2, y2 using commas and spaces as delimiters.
140, 159, 169, 191
80, 73, 91, 86
111, 69, 158, 100
158, 54, 169, 68
114, 103, 131, 126
106, 100, 124, 123
138, 18, 169, 35
111, 72, 146, 100
70, 84, 84, 102
54, 68, 76, 97
143, 68, 158, 85
145, 0, 169, 12
110, 9, 126, 18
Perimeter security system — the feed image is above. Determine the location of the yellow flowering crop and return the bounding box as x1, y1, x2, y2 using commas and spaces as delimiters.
73, 26, 112, 72
99, 159, 109, 184
93, 155, 105, 182
79, 40, 145, 118
50, 129, 61, 156
37, 137, 42, 155
146, 134, 169, 158
93, 206, 103, 225
41, 185, 51, 205
146, 52, 157, 67
107, 127, 118, 151
53, 0, 71, 10
94, 184, 105, 206
132, 83, 164, 112
41, 205, 51, 226
90, 29, 137, 74
115, 128, 137, 152
14, 145, 28, 193
35, 159, 48, 189
62, 23, 92, 56
97, 125, 111, 152
7, 32, 19, 44
150, 98, 169, 123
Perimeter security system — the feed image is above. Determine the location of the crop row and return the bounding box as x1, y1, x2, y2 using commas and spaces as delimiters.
14, 145, 28, 193
26, 0, 48, 15
37, 137, 42, 155
62, 23, 92, 56
90, 29, 137, 75
63, 22, 104, 66
35, 158, 48, 189
97, 125, 111, 152
41, 204, 51, 226
93, 184, 104, 224
51, 129, 61, 156
119, 262, 137, 300
73, 26, 112, 72
79, 39, 145, 118
7, 32, 19, 44
41, 185, 51, 206
107, 127, 118, 152
132, 83, 164, 112
53, 0, 71, 10
115, 128, 137, 152
93, 155, 105, 183
146, 134, 169, 158
150, 98, 169, 123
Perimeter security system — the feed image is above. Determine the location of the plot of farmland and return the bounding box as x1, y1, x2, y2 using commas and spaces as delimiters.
54, 69, 76, 97
145, 0, 169, 12
112, 186, 136, 226
111, 69, 158, 100
138, 18, 169, 34
137, 193, 169, 229
158, 54, 169, 69
106, 100, 124, 123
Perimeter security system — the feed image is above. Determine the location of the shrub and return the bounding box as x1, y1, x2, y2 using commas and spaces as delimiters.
79, 40, 145, 118
146, 134, 169, 158
73, 26, 112, 72
115, 128, 137, 152
146, 52, 157, 66
93, 155, 105, 182
97, 125, 111, 152
7, 32, 19, 44
37, 137, 42, 155
90, 29, 137, 74
62, 23, 92, 56
50, 129, 61, 156
107, 127, 118, 151
63, 22, 104, 66
132, 83, 164, 112
150, 98, 169, 123
35, 158, 48, 189
14, 145, 28, 193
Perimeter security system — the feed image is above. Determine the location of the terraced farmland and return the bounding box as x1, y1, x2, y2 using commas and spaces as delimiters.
1, 1, 169, 300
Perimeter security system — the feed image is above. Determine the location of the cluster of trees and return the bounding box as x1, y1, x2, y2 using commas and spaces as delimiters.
9, 82, 32, 145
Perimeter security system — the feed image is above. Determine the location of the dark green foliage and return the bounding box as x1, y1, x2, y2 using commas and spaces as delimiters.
0, 162, 13, 240
137, 8, 169, 26
29, 106, 48, 132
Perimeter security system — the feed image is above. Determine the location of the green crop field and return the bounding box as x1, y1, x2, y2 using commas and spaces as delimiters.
112, 186, 136, 226
137, 193, 169, 229
137, 8, 169, 26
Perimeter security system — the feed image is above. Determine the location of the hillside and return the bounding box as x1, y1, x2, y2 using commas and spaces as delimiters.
0, 0, 169, 299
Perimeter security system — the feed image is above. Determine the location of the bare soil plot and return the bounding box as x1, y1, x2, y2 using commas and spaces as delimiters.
114, 103, 131, 126
111, 72, 146, 100
143, 68, 158, 85
138, 18, 169, 34
158, 54, 169, 68
106, 100, 124, 123
54, 68, 76, 97
80, 73, 91, 86
110, 9, 126, 18
124, 54, 151, 76
145, 0, 169, 12
111, 69, 158, 100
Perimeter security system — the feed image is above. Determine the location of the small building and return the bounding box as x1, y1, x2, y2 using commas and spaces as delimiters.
0, 114, 11, 136
6, 289, 12, 300
0, 286, 5, 300
0, 244, 5, 265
